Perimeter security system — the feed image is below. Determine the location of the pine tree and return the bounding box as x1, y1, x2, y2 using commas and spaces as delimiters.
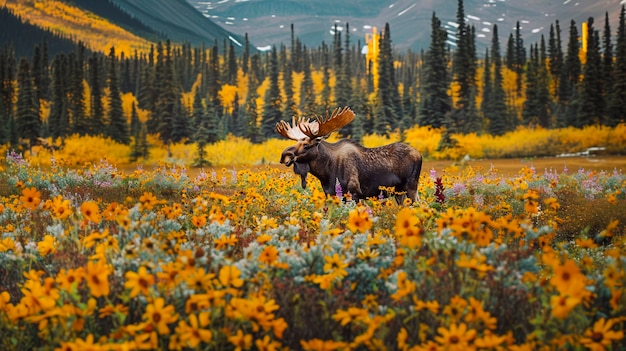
261, 46, 283, 139
419, 12, 451, 129
16, 58, 41, 149
602, 11, 614, 124
488, 24, 509, 135
320, 42, 332, 112
579, 17, 604, 126
377, 23, 401, 130
282, 60, 297, 120
300, 47, 316, 117
0, 46, 16, 145
481, 49, 492, 123
87, 53, 104, 135
106, 47, 130, 144
335, 23, 352, 113
548, 21, 564, 92
49, 55, 70, 140
608, 5, 626, 126
557, 20, 582, 127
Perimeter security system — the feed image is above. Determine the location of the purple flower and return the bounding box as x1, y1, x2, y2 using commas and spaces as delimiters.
335, 178, 343, 199
430, 168, 437, 179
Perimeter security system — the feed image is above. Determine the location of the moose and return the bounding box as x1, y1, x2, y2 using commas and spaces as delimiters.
275, 107, 423, 202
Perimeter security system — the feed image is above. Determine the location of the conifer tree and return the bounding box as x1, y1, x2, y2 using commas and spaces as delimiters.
191, 87, 209, 165
300, 47, 316, 117
243, 54, 262, 143
488, 24, 509, 135
548, 21, 564, 92
557, 20, 582, 127
87, 53, 104, 135
0, 46, 16, 145
261, 46, 283, 139
579, 17, 604, 126
16, 58, 41, 149
49, 55, 70, 140
419, 12, 451, 129
602, 11, 614, 123
106, 47, 130, 144
335, 23, 352, 113
608, 5, 626, 126
320, 42, 332, 112
377, 23, 402, 130
129, 102, 148, 161
231, 93, 246, 137
282, 60, 297, 120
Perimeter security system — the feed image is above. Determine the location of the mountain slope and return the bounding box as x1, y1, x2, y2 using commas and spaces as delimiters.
109, 0, 247, 49
189, 0, 622, 52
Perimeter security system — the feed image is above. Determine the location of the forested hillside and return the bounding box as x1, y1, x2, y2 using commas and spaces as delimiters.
0, 1, 624, 164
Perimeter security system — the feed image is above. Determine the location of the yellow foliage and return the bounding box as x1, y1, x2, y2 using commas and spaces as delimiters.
121, 93, 149, 123
219, 84, 239, 113
28, 135, 132, 167
3, 0, 154, 55
403, 126, 443, 158
292, 71, 303, 109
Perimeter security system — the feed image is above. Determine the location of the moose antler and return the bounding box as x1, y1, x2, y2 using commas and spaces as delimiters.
275, 116, 317, 140
276, 107, 355, 140
299, 107, 355, 138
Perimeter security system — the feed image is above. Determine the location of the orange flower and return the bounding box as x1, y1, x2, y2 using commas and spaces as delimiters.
550, 294, 580, 319
347, 207, 373, 233
81, 201, 102, 224
143, 297, 178, 335
50, 195, 72, 219
550, 259, 586, 297
175, 312, 212, 348
140, 191, 160, 210
228, 329, 253, 351
219, 265, 244, 289
394, 207, 423, 248
323, 253, 349, 280
86, 260, 110, 297
435, 323, 477, 351
20, 187, 41, 210
124, 266, 155, 297
192, 215, 207, 227
55, 267, 84, 292
37, 235, 57, 256
579, 318, 624, 350
259, 245, 279, 266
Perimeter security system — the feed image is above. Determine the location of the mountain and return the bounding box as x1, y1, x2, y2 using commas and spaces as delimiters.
0, 0, 247, 57
187, 0, 623, 52
108, 0, 247, 48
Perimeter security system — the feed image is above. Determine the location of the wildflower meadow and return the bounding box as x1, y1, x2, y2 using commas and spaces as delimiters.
0, 146, 625, 350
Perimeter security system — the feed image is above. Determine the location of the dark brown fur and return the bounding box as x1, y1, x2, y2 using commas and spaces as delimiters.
280, 138, 423, 202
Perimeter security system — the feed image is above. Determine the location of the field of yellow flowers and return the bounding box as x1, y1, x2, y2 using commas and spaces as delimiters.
0, 149, 625, 351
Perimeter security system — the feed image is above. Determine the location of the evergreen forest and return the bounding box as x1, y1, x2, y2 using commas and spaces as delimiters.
1, 1, 625, 162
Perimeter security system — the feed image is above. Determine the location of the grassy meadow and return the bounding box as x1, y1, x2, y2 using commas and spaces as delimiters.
1, 125, 626, 350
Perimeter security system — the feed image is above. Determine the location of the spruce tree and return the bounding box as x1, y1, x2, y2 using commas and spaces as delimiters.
49, 55, 70, 140
557, 20, 582, 127
300, 47, 316, 117
608, 5, 626, 126
106, 47, 130, 144
548, 21, 564, 93
88, 53, 104, 135
602, 11, 614, 124
488, 24, 509, 135
261, 46, 283, 139
419, 12, 451, 129
320, 42, 332, 112
282, 60, 298, 120
16, 58, 41, 149
0, 46, 16, 145
579, 17, 604, 126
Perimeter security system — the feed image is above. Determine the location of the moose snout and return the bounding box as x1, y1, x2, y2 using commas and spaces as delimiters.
280, 151, 295, 166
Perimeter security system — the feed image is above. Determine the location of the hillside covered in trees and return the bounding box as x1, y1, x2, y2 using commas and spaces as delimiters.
0, 0, 625, 164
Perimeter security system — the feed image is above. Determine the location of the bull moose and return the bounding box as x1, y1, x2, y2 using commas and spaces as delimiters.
275, 107, 423, 202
